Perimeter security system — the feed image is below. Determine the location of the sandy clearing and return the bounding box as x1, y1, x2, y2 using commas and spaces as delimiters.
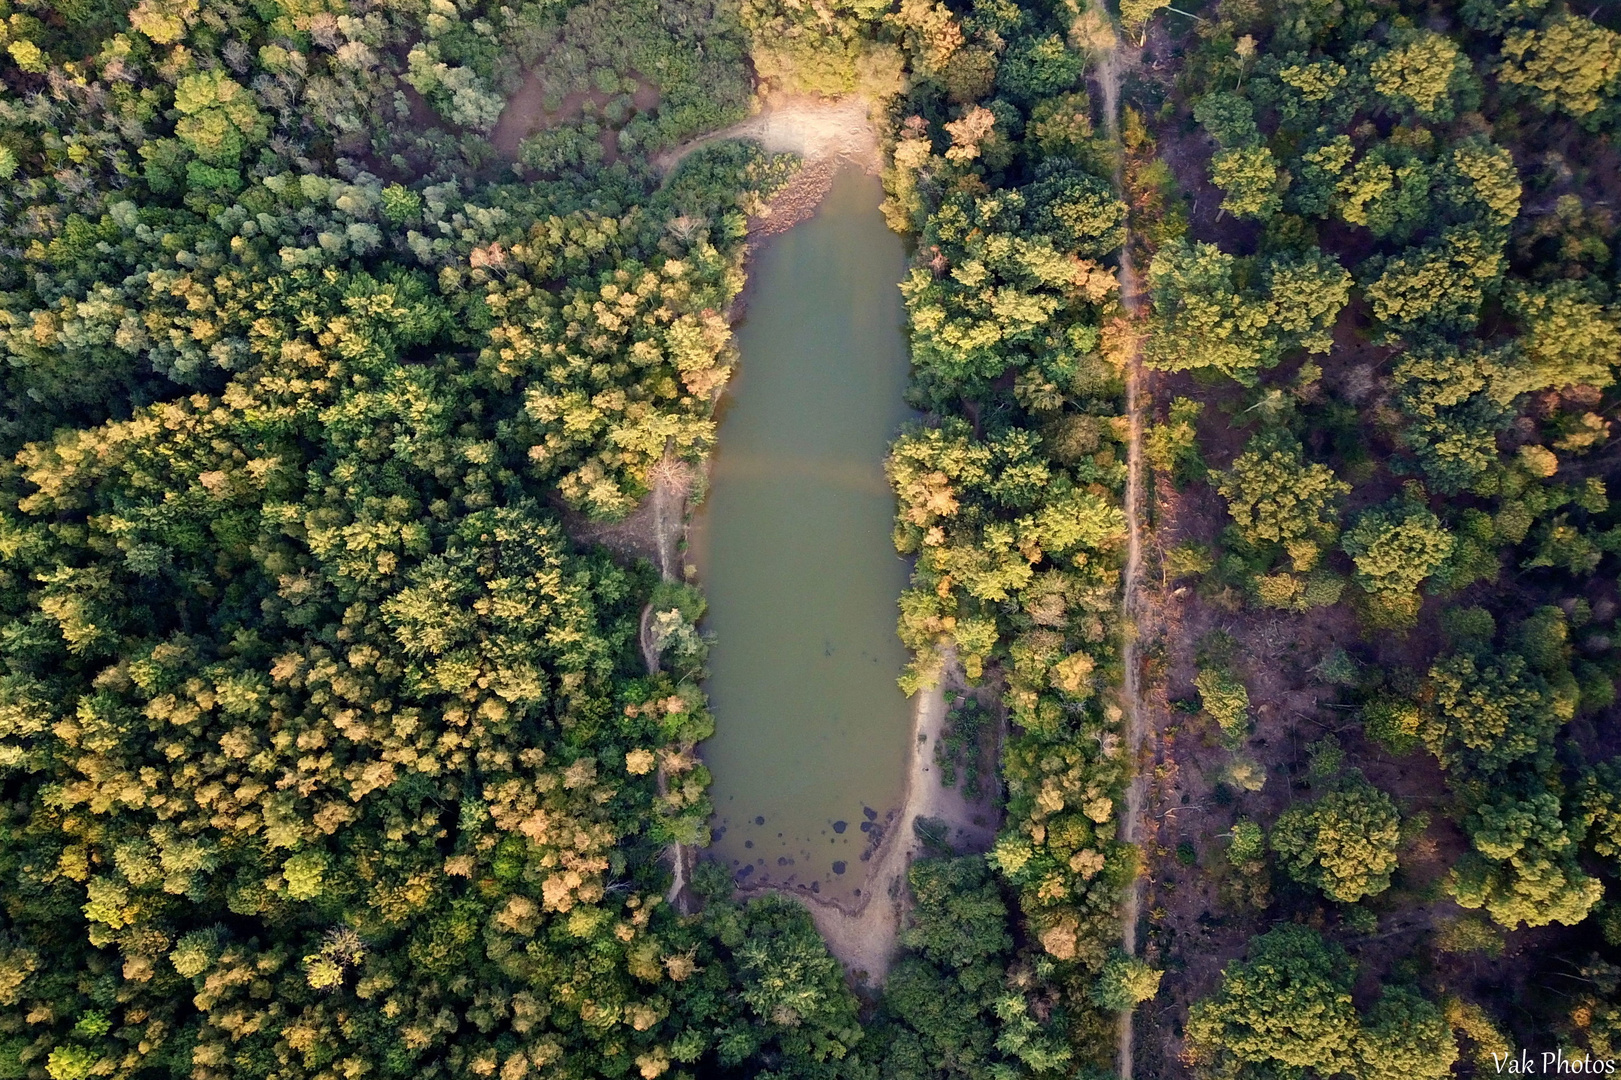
652, 95, 881, 175
657, 96, 886, 241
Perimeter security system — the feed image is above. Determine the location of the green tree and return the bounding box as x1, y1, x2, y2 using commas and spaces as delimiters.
1292, 136, 1355, 217
881, 856, 1045, 1080
1093, 954, 1163, 1012
1228, 818, 1266, 864
902, 856, 1012, 971
1271, 782, 1402, 903
1193, 91, 1261, 148
1196, 665, 1251, 744
1144, 397, 1207, 484
1423, 652, 1561, 776
1145, 241, 1260, 380
1119, 0, 1170, 45
996, 34, 1085, 104
1442, 138, 1522, 231
899, 188, 1104, 401
1577, 761, 1621, 864
1211, 145, 1284, 219
1357, 988, 1459, 1080
1264, 250, 1353, 355
1499, 14, 1621, 127
1390, 342, 1520, 494
1145, 242, 1349, 385
1185, 925, 1360, 1078
1341, 496, 1454, 598
1449, 791, 1601, 929
731, 897, 869, 1062
1370, 31, 1473, 121
1022, 162, 1128, 257
1362, 227, 1505, 337
1461, 0, 1548, 33
172, 70, 268, 165
1505, 280, 1621, 391
1337, 147, 1433, 240
1217, 432, 1349, 572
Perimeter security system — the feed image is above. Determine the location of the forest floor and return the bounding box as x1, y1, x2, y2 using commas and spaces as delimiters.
490, 69, 662, 163
562, 458, 691, 579
1117, 21, 1561, 1073
750, 649, 1002, 986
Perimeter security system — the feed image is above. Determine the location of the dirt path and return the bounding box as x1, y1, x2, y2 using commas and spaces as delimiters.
1095, 39, 1151, 1080
582, 453, 700, 911
739, 649, 996, 985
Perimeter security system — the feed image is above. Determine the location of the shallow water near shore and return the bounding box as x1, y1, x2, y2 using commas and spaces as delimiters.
691, 166, 913, 906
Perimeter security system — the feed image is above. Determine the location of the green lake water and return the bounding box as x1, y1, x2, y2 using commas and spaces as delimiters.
691, 166, 914, 905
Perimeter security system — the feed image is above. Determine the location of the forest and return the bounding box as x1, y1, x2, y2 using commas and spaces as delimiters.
1122, 0, 1621, 1072
0, 0, 1616, 1077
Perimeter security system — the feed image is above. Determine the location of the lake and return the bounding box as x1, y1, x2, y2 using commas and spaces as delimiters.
691, 165, 914, 906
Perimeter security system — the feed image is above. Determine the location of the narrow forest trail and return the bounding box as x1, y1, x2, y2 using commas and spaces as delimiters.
634, 458, 699, 913
1095, 38, 1150, 1080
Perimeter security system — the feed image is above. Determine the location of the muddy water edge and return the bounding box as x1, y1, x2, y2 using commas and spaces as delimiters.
689, 165, 914, 909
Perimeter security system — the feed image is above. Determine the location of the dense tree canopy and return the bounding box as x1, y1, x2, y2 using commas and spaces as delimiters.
11, 0, 1619, 1070
0, 2, 878, 1078
1184, 925, 1361, 1077
1144, 241, 1350, 385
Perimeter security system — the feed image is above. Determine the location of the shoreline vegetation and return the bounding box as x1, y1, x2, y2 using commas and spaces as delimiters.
2, 0, 1616, 1077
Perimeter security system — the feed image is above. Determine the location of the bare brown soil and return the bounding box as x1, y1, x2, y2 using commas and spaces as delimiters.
1120, 23, 1464, 1073
1131, 521, 1494, 1076
1122, 86, 1594, 1073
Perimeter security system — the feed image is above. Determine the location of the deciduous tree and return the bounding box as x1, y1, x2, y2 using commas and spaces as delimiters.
1271, 782, 1402, 903
1185, 925, 1360, 1078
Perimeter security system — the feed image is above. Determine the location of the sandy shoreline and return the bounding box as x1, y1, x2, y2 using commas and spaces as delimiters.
729, 651, 999, 986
